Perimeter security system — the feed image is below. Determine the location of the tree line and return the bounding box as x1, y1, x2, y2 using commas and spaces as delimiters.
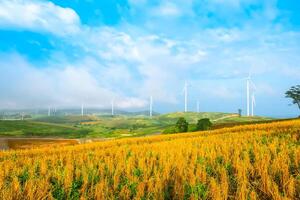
163, 117, 212, 134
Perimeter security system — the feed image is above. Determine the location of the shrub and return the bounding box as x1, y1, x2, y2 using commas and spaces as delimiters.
175, 117, 189, 133
196, 118, 212, 131
162, 126, 177, 134
187, 124, 197, 132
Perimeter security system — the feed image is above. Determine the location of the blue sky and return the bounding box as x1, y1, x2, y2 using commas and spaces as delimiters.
0, 0, 300, 117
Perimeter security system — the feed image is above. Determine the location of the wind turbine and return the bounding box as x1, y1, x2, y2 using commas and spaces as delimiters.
197, 100, 200, 113
250, 80, 256, 116
149, 96, 153, 118
111, 99, 114, 116
183, 81, 190, 112
81, 103, 84, 116
251, 93, 256, 116
245, 74, 256, 117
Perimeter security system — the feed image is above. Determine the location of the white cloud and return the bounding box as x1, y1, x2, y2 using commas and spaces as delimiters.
62, 23, 300, 107
152, 2, 182, 17
0, 53, 147, 109
0, 0, 80, 36
0, 0, 299, 116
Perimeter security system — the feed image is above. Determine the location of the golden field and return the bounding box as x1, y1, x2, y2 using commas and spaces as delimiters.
0, 119, 300, 199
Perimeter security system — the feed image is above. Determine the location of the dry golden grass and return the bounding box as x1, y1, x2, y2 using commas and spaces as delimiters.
0, 119, 300, 199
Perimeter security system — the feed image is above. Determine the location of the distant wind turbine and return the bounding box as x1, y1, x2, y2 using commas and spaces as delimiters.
48, 107, 51, 116
81, 103, 84, 116
246, 76, 250, 116
245, 74, 256, 117
111, 99, 114, 116
183, 81, 191, 112
251, 93, 256, 116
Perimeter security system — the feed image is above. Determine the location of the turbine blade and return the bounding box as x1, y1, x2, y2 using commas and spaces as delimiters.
252, 94, 256, 106
250, 80, 256, 91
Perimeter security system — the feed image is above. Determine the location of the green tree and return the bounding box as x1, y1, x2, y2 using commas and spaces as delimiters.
285, 85, 300, 112
196, 118, 212, 131
175, 117, 189, 133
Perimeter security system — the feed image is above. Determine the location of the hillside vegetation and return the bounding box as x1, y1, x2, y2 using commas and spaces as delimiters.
0, 119, 299, 199
0, 121, 89, 138
0, 112, 273, 138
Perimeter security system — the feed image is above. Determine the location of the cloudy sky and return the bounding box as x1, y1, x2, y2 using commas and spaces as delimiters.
0, 0, 299, 117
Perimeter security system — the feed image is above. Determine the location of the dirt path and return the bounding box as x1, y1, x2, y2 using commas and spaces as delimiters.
139, 132, 162, 137
212, 114, 239, 122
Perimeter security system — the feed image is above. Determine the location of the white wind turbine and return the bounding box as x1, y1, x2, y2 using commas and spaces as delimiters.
183, 81, 191, 112
246, 75, 250, 116
245, 74, 256, 117
251, 92, 256, 116
111, 99, 115, 116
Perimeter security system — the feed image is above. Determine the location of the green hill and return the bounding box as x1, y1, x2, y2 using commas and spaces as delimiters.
0, 120, 89, 138
32, 115, 99, 124
158, 112, 236, 123
0, 112, 275, 139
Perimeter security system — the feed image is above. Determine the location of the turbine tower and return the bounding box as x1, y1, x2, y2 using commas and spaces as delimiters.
246, 76, 250, 116
197, 100, 200, 113
149, 96, 153, 118
251, 93, 256, 116
183, 81, 189, 112
111, 99, 114, 116
48, 107, 51, 116
245, 74, 256, 117
81, 103, 84, 116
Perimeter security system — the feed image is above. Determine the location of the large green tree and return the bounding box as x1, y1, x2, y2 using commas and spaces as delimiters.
175, 117, 189, 133
285, 85, 300, 111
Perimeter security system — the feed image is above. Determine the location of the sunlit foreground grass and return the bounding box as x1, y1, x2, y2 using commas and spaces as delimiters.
0, 119, 300, 199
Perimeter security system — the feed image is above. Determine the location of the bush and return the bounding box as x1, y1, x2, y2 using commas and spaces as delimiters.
163, 118, 207, 134
162, 126, 177, 134
175, 117, 189, 133
196, 118, 212, 131
188, 124, 197, 132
